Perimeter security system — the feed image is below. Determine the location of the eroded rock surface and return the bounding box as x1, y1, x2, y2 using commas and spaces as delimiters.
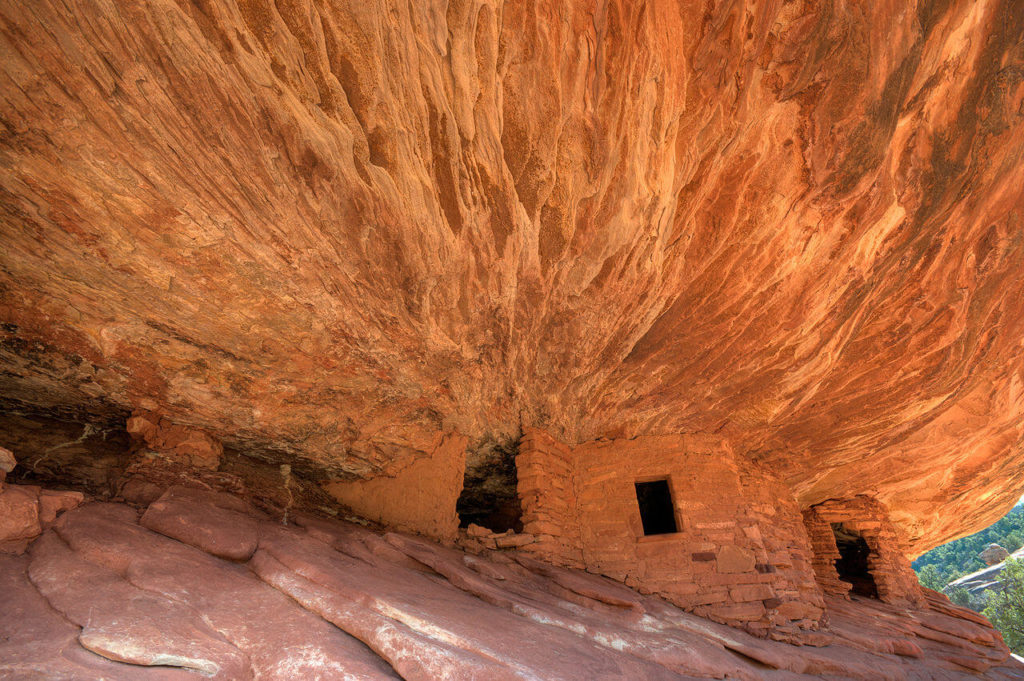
0, 481, 83, 554
1, 492, 1023, 680
1, 0, 1024, 554
981, 544, 1012, 567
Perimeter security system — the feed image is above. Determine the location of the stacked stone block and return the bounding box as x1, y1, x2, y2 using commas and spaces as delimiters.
738, 465, 827, 633
516, 428, 584, 567
566, 434, 824, 634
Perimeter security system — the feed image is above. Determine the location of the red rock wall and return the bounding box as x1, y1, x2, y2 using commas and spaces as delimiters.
324, 432, 468, 543
1, 0, 1022, 557
516, 428, 584, 568
803, 496, 925, 607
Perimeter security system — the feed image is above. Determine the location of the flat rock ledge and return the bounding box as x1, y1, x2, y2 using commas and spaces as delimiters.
1, 484, 1022, 681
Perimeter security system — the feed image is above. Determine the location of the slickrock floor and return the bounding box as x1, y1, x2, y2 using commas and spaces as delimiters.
1, 487, 1022, 680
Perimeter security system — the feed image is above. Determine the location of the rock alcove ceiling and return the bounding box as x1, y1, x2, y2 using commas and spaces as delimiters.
1, 0, 1023, 556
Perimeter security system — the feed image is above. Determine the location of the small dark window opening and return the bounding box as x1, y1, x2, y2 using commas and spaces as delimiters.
635, 479, 678, 536
831, 523, 879, 598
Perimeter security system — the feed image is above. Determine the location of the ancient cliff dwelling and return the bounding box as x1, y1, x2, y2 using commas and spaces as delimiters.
1, 0, 1024, 678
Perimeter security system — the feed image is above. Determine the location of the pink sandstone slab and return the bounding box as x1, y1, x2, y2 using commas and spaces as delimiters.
53, 502, 400, 680
1, 491, 1022, 681
0, 553, 199, 680
140, 485, 259, 560
27, 530, 251, 678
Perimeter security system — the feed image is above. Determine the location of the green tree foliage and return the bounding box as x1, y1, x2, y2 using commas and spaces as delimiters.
917, 564, 945, 590
947, 586, 972, 608
945, 585, 989, 612
982, 558, 1024, 654
912, 506, 1024, 586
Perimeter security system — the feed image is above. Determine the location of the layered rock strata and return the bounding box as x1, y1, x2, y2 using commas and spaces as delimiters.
1, 486, 1022, 680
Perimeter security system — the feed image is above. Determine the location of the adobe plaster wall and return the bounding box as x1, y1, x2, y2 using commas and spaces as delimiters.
325, 432, 468, 543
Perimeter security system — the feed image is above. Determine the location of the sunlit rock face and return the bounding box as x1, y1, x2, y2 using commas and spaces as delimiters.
1, 0, 1023, 553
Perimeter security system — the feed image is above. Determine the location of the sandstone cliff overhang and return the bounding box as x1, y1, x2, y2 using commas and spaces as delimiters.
1, 0, 1023, 558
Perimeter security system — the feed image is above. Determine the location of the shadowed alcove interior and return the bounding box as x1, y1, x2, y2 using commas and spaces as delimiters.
832, 523, 879, 599
456, 434, 523, 533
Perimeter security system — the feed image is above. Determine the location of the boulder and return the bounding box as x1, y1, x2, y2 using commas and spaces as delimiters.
0, 446, 16, 483
127, 412, 223, 470
38, 489, 85, 526
979, 543, 1010, 566
0, 484, 42, 554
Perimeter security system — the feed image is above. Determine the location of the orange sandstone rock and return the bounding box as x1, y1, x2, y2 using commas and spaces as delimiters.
0, 484, 42, 553
127, 412, 223, 469
325, 433, 468, 543
0, 0, 1022, 557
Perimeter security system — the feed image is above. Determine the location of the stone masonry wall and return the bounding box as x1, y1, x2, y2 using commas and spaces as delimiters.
737, 465, 827, 631
515, 428, 584, 568
318, 426, 834, 635
803, 496, 925, 607
569, 434, 825, 634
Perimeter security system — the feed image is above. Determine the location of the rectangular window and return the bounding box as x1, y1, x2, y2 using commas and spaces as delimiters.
634, 479, 678, 536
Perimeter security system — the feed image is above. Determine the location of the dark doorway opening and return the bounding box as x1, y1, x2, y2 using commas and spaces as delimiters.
635, 479, 678, 536
456, 435, 522, 533
831, 523, 879, 598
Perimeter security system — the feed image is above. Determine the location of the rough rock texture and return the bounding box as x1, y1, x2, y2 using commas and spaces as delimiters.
2, 493, 1023, 680
0, 482, 83, 554
127, 411, 224, 469
2, 0, 1024, 554
0, 412, 135, 495
980, 543, 1012, 566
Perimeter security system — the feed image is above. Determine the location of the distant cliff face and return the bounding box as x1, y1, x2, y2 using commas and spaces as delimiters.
1, 0, 1023, 553
948, 547, 1024, 598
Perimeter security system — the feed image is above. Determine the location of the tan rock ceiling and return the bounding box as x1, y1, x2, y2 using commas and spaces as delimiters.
1, 0, 1023, 553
